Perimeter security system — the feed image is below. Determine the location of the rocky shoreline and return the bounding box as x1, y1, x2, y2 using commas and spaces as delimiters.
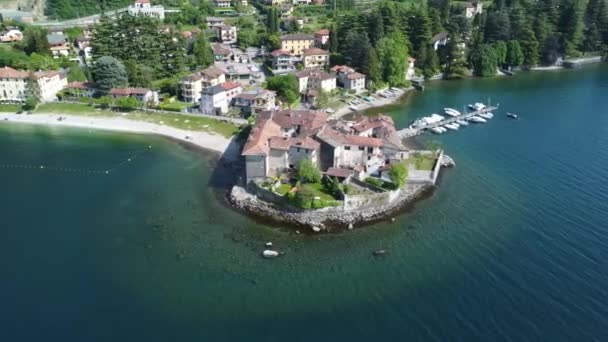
229, 183, 433, 232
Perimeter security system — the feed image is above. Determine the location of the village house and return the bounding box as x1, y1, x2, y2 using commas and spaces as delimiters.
181, 66, 226, 104
110, 87, 159, 105
233, 89, 277, 116
431, 31, 449, 51
464, 1, 483, 18
0, 67, 67, 103
263, 0, 286, 5
128, 0, 165, 20
302, 48, 329, 69
75, 37, 92, 60
241, 110, 409, 181
270, 49, 294, 73
0, 28, 23, 43
205, 16, 225, 28
330, 65, 366, 93
295, 70, 337, 94
63, 82, 96, 98
47, 33, 70, 58
214, 0, 232, 8
280, 33, 315, 57
212, 43, 233, 61
215, 25, 238, 44
314, 29, 330, 47
200, 81, 242, 115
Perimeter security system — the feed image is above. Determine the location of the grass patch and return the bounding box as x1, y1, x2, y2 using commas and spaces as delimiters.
303, 182, 336, 201
404, 153, 437, 171
34, 103, 241, 138
275, 183, 293, 196
0, 104, 22, 113
157, 101, 192, 112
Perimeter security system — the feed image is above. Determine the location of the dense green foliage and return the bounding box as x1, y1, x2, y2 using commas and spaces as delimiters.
266, 74, 300, 105
297, 159, 322, 184
389, 162, 408, 188
91, 15, 186, 85
92, 56, 128, 95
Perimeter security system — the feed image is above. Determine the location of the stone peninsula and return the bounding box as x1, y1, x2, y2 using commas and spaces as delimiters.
230, 109, 446, 231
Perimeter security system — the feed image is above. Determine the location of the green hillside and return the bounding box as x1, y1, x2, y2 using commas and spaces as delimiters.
46, 0, 132, 19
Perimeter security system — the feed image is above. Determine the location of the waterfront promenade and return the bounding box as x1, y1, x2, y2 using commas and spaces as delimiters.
398, 106, 498, 139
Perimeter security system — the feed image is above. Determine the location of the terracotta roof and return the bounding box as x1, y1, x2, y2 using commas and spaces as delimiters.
317, 126, 383, 148
221, 81, 241, 91
271, 49, 291, 57
351, 114, 395, 133
346, 72, 365, 80
135, 0, 150, 3
242, 109, 327, 156
269, 136, 320, 151
212, 43, 231, 55
302, 48, 329, 56
315, 29, 330, 36
330, 65, 354, 73
183, 66, 225, 82
66, 81, 95, 90
295, 70, 336, 81
326, 167, 353, 178
0, 66, 28, 78
242, 113, 283, 156
110, 87, 151, 96
280, 33, 314, 41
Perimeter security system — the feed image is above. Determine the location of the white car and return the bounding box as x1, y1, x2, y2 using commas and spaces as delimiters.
248, 65, 259, 72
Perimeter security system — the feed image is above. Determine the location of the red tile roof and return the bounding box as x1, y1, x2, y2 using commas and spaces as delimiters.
326, 167, 353, 178
317, 126, 383, 148
221, 81, 241, 91
303, 48, 329, 56
66, 81, 95, 90
315, 29, 330, 36
110, 87, 151, 96
0, 66, 28, 79
271, 49, 291, 57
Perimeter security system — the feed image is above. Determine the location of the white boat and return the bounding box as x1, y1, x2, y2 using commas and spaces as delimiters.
431, 127, 445, 134
468, 116, 487, 123
444, 108, 461, 116
456, 119, 468, 126
478, 112, 494, 119
409, 114, 445, 129
468, 102, 486, 111
349, 105, 358, 111
445, 123, 459, 130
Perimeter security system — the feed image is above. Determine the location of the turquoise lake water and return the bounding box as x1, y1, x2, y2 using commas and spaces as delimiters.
1, 64, 607, 341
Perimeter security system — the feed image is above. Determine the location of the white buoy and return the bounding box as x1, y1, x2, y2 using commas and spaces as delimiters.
262, 250, 279, 258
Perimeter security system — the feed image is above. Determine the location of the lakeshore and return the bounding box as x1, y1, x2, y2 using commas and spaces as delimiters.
0, 112, 241, 160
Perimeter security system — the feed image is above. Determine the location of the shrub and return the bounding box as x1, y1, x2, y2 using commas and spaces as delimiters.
365, 177, 384, 188
298, 159, 321, 183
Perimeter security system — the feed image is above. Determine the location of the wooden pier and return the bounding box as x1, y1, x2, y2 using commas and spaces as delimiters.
398, 106, 498, 139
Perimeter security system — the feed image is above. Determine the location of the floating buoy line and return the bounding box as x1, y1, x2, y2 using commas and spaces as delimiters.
0, 145, 153, 175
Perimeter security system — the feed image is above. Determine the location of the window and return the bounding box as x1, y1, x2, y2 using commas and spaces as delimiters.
368, 147, 373, 153
297, 148, 300, 152
345, 146, 350, 151
359, 146, 364, 151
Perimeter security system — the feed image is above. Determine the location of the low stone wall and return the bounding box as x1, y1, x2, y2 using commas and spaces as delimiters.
230, 183, 431, 231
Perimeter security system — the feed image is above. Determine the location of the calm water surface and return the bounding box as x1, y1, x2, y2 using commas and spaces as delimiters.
1, 64, 607, 341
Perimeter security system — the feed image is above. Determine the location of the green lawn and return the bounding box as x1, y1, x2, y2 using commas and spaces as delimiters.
34, 103, 241, 138
0, 104, 22, 113
275, 183, 293, 196
404, 153, 437, 171
303, 183, 336, 201
157, 101, 193, 112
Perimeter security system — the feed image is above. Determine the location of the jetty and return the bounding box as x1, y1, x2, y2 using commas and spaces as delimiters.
398, 106, 498, 139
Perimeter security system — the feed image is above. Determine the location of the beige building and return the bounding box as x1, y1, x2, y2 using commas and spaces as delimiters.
295, 70, 336, 94
464, 1, 483, 18
280, 33, 315, 57
128, 0, 165, 20
181, 66, 226, 104
0, 67, 67, 103
110, 87, 159, 105
330, 65, 366, 93
215, 25, 237, 44
302, 48, 329, 69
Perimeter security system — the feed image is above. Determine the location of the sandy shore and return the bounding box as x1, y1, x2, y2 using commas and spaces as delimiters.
0, 112, 239, 159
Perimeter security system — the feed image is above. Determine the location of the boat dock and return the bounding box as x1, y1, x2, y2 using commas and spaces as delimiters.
398, 106, 498, 139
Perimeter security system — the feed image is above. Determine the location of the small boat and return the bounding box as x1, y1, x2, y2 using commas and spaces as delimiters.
468, 116, 487, 123
349, 105, 358, 111
445, 123, 459, 130
431, 127, 445, 134
444, 108, 461, 116
468, 102, 486, 111
507, 112, 518, 119
478, 112, 494, 119
456, 119, 468, 126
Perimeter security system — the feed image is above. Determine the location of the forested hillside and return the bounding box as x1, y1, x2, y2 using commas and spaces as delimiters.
45, 0, 181, 19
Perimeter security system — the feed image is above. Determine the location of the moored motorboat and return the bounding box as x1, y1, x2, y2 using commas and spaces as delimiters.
456, 119, 468, 126
431, 127, 445, 134
468, 116, 487, 123
507, 112, 518, 119
468, 102, 486, 111
478, 112, 494, 119
444, 108, 461, 116
445, 123, 459, 130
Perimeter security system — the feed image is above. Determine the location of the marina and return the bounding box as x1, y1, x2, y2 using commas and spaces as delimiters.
398, 104, 499, 139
